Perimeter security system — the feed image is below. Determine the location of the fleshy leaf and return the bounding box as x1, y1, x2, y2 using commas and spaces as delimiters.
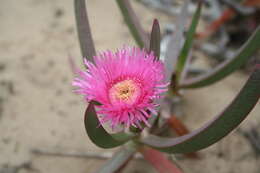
84, 102, 133, 148
74, 0, 96, 61
149, 19, 161, 60
141, 66, 260, 153
116, 0, 149, 49
95, 147, 136, 173
175, 1, 202, 82
180, 26, 260, 89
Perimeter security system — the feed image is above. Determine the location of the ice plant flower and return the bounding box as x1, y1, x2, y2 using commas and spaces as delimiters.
73, 47, 168, 129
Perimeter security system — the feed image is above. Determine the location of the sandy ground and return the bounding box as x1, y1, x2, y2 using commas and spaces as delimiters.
0, 0, 259, 173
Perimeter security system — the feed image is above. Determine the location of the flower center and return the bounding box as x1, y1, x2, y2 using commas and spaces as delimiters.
109, 79, 140, 104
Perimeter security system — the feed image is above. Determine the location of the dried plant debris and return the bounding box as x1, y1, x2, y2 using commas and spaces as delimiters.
0, 162, 36, 173
0, 80, 14, 119
0, 63, 6, 72
237, 127, 260, 157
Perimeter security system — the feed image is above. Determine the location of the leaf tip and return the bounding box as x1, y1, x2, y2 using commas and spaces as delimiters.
153, 19, 159, 26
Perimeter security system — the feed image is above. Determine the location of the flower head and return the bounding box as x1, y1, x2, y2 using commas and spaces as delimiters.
73, 47, 168, 129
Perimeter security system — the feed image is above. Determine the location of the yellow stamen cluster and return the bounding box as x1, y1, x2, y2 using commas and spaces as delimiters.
113, 80, 136, 101
109, 79, 140, 104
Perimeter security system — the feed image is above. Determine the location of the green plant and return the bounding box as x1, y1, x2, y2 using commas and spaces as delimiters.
73, 0, 260, 172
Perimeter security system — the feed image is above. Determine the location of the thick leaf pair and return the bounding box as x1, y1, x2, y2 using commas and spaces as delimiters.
74, 0, 260, 172
85, 66, 260, 153
74, 0, 162, 149
146, 4, 260, 152
141, 65, 260, 153
83, 19, 161, 150
75, 0, 260, 153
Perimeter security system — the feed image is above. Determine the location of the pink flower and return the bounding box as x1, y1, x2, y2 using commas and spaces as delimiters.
73, 47, 168, 129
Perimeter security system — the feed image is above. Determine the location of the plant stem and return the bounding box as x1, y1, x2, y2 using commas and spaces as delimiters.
139, 147, 184, 173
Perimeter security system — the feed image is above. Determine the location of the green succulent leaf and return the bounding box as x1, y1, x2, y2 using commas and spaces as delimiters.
140, 66, 260, 153
180, 26, 260, 89
74, 0, 96, 61
116, 0, 149, 49
95, 147, 136, 173
175, 1, 202, 82
84, 102, 134, 148
149, 19, 161, 60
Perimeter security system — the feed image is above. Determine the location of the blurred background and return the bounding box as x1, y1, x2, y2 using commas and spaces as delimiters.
0, 0, 259, 172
